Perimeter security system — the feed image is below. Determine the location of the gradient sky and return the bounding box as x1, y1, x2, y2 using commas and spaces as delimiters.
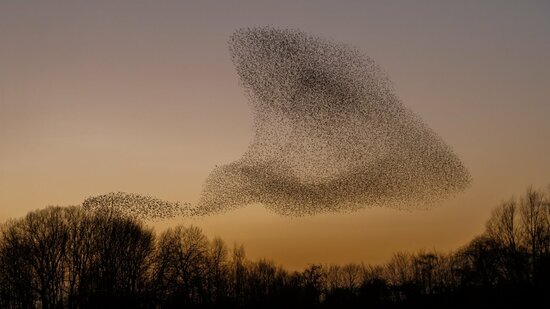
1, 0, 549, 270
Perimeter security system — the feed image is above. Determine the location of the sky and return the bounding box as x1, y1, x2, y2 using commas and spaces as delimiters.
1, 0, 549, 270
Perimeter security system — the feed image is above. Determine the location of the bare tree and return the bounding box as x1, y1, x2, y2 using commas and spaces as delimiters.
385, 252, 414, 287
207, 237, 230, 304
341, 263, 362, 292
153, 225, 209, 305
485, 199, 528, 284
412, 250, 447, 295
487, 199, 520, 251
520, 187, 548, 284
246, 259, 288, 306
301, 264, 325, 304
0, 219, 36, 308
19, 207, 69, 309
230, 242, 247, 305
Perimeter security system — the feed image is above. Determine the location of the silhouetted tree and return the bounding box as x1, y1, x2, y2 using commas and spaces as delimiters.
229, 242, 247, 307
520, 187, 549, 286
300, 264, 325, 305
206, 237, 231, 305
85, 211, 154, 307
0, 219, 36, 308
1, 208, 69, 309
153, 225, 209, 306
485, 199, 528, 285
1, 184, 550, 308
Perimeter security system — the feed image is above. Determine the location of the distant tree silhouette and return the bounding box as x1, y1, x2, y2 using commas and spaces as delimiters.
520, 187, 549, 287
84, 211, 154, 307
152, 225, 210, 306
0, 207, 70, 308
485, 199, 528, 286
0, 218, 36, 308
300, 264, 324, 305
207, 237, 231, 305
0, 185, 549, 308
228, 242, 247, 307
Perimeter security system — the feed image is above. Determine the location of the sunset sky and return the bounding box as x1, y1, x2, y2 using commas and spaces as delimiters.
1, 0, 549, 270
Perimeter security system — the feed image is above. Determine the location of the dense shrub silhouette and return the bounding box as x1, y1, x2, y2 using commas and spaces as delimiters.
0, 185, 549, 308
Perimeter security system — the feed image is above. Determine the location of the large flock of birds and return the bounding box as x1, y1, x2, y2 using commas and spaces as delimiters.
82, 26, 471, 219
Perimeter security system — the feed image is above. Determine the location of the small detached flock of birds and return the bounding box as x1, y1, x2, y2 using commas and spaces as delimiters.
82, 192, 194, 220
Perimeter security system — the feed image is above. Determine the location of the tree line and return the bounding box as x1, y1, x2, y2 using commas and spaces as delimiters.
0, 186, 549, 308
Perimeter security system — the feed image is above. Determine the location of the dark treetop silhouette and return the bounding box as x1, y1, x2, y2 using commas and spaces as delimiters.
1, 185, 549, 308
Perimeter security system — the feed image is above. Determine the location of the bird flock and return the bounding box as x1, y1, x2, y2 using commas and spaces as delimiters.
82, 192, 192, 220
83, 26, 471, 219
